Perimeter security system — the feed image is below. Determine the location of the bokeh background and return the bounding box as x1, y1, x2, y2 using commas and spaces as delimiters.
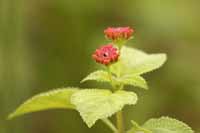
0, 0, 200, 133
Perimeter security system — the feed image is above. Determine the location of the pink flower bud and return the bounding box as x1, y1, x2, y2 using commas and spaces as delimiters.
92, 44, 120, 65
104, 27, 134, 41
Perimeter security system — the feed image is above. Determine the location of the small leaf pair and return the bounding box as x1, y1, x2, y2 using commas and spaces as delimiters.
81, 70, 148, 90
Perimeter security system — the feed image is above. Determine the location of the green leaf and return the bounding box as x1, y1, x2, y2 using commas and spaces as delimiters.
110, 46, 167, 76
71, 89, 137, 127
81, 70, 110, 83
127, 120, 152, 133
143, 117, 194, 133
117, 74, 148, 90
8, 88, 79, 119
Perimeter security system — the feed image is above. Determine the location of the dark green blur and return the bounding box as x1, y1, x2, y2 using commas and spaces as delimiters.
0, 0, 200, 133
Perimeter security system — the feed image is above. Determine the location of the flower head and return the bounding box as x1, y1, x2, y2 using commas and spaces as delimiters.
104, 27, 134, 41
92, 44, 119, 65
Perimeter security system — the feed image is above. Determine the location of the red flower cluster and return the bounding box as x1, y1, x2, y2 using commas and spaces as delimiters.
104, 27, 134, 41
92, 27, 133, 65
92, 44, 119, 65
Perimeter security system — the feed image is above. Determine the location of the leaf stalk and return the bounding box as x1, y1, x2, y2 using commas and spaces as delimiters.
102, 118, 117, 133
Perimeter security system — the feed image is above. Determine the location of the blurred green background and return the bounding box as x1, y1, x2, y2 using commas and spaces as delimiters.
0, 0, 200, 133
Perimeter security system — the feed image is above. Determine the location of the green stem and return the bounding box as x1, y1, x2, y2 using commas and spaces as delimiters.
106, 66, 125, 133
102, 119, 117, 133
116, 110, 125, 133
106, 66, 116, 91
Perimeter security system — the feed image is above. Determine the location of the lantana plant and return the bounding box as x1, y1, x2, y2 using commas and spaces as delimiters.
8, 27, 194, 133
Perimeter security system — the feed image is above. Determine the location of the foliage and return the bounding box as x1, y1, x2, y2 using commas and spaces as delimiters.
71, 89, 137, 127
110, 46, 167, 76
128, 117, 194, 133
8, 88, 79, 119
143, 117, 194, 133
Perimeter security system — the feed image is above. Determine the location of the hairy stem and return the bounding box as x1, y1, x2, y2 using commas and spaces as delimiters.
116, 110, 125, 133
102, 119, 117, 133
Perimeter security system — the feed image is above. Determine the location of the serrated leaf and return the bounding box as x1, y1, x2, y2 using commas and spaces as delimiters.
110, 46, 167, 76
127, 120, 152, 133
71, 89, 137, 127
8, 88, 79, 119
117, 74, 148, 90
81, 70, 110, 83
143, 117, 194, 133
